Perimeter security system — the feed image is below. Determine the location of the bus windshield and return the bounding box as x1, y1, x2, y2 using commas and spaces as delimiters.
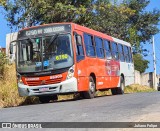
17, 34, 73, 73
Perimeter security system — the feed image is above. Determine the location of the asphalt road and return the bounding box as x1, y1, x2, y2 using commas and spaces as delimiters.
1, 92, 160, 123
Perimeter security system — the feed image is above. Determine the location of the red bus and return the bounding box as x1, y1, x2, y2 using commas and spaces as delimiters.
10, 23, 134, 103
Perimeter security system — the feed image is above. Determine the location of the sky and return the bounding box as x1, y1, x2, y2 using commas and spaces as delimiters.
0, 0, 160, 74
144, 0, 160, 74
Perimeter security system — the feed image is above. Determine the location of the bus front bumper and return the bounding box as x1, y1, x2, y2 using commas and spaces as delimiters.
18, 77, 78, 96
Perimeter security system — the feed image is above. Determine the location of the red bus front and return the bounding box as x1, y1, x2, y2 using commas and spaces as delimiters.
16, 23, 79, 100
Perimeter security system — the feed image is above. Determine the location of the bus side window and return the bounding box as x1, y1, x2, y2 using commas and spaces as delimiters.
124, 45, 130, 63
74, 33, 85, 62
84, 33, 96, 57
129, 47, 133, 63
95, 37, 105, 58
118, 44, 125, 62
111, 42, 119, 60
104, 40, 112, 59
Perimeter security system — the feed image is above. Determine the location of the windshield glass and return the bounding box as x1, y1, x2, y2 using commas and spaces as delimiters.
17, 34, 73, 73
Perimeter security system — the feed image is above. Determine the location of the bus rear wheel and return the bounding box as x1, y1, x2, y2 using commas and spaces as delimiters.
118, 76, 125, 94
111, 76, 124, 95
83, 76, 96, 99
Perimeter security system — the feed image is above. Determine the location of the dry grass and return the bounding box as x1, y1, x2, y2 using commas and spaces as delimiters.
0, 64, 156, 108
58, 94, 74, 101
0, 64, 39, 108
124, 84, 156, 93
96, 90, 112, 96
0, 64, 24, 107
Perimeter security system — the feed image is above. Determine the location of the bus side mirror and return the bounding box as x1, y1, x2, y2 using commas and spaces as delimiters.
10, 41, 17, 54
10, 44, 13, 54
76, 35, 82, 45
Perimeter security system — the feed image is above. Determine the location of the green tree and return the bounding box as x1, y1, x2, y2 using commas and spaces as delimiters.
90, 1, 135, 39
2, 0, 94, 28
0, 0, 6, 6
133, 54, 149, 73
125, 0, 160, 51
91, 0, 160, 47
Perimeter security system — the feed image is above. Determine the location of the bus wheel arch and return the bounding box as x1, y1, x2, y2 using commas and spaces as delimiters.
90, 73, 96, 88
83, 73, 96, 99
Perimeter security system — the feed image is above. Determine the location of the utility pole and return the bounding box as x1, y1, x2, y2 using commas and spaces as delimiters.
152, 36, 157, 90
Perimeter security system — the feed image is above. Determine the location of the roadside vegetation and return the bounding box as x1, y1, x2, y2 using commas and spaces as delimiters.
124, 84, 155, 93
0, 64, 39, 108
0, 64, 156, 108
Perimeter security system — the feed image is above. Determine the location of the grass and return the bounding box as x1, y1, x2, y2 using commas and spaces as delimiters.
0, 64, 23, 107
0, 64, 156, 108
0, 64, 39, 108
124, 84, 156, 93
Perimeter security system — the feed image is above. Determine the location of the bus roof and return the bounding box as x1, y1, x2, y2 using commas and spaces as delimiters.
20, 22, 131, 46
112, 37, 131, 47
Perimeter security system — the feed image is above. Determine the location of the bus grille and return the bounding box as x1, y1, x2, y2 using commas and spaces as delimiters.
26, 78, 62, 86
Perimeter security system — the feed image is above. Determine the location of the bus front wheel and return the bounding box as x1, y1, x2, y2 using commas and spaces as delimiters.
39, 96, 51, 103
83, 76, 96, 99
39, 95, 58, 103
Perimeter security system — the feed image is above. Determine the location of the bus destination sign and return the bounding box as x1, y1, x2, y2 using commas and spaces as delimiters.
18, 24, 71, 38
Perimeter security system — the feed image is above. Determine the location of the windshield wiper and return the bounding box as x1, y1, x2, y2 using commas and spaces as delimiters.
47, 33, 59, 49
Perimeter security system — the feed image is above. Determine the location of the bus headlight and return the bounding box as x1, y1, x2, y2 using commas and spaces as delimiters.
17, 74, 23, 84
66, 65, 75, 79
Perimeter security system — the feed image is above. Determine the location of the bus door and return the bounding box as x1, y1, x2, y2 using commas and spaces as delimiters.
74, 32, 88, 91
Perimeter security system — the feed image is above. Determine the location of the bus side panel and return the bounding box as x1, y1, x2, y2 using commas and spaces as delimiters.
73, 24, 121, 91
76, 60, 89, 91
120, 62, 134, 86
95, 58, 120, 90
78, 76, 89, 91
96, 58, 106, 89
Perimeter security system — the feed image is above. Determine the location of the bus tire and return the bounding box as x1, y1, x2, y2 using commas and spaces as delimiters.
39, 96, 51, 103
111, 76, 124, 95
117, 76, 125, 94
83, 76, 96, 99
52, 95, 58, 101
111, 88, 117, 95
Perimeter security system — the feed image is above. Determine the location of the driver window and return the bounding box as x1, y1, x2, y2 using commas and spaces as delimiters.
74, 33, 84, 61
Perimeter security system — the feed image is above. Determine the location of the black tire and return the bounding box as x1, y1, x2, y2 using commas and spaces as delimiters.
39, 96, 51, 103
111, 76, 124, 95
52, 95, 58, 101
79, 92, 85, 98
111, 88, 117, 95
83, 76, 96, 99
117, 76, 125, 94
158, 87, 160, 91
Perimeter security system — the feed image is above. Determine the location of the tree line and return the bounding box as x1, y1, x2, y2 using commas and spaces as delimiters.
0, 0, 160, 73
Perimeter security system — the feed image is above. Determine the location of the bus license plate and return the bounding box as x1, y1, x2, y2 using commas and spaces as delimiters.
39, 87, 49, 92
